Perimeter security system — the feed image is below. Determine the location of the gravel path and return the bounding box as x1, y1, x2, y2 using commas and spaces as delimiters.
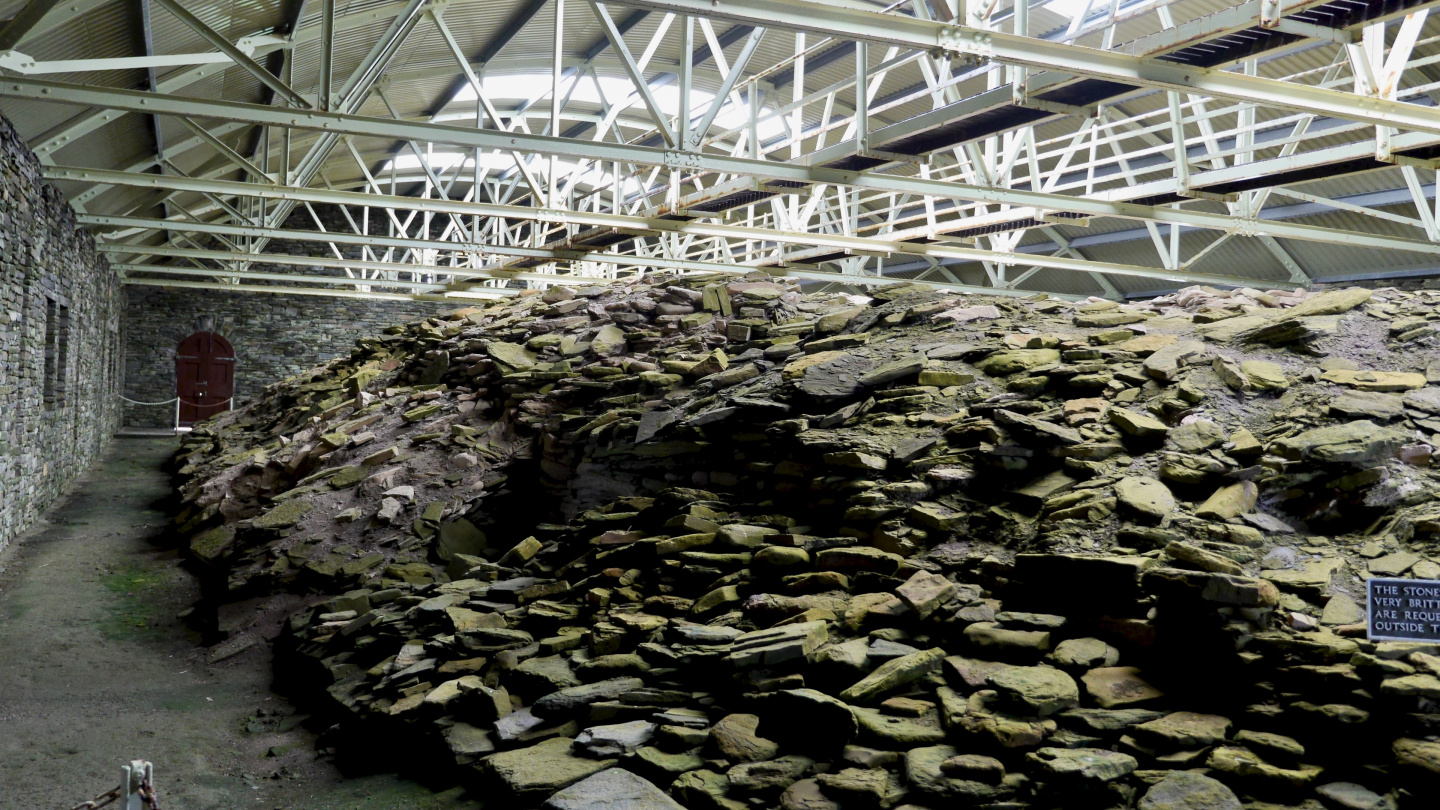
0, 437, 477, 809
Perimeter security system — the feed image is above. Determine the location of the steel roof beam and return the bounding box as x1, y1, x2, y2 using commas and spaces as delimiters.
137, 0, 165, 166
257, 0, 431, 261
118, 277, 515, 302
590, 0, 677, 147
615, 0, 1440, 136
176, 118, 268, 181
149, 0, 311, 109
112, 263, 450, 290
88, 213, 813, 280
246, 0, 310, 161
317, 0, 334, 110
88, 214, 785, 282
27, 1, 412, 160
71, 136, 1440, 281
1011, 183, 1438, 256
55, 166, 1308, 289
0, 0, 63, 51
103, 243, 530, 282
426, 0, 551, 117
99, 228, 1084, 300
87, 215, 773, 280
18, 77, 1440, 258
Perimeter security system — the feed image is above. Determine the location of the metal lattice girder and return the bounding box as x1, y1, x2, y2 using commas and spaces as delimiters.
117, 276, 517, 302
47, 156, 1440, 264
616, 0, 1440, 136
147, 0, 311, 109
266, 0, 432, 237
89, 213, 808, 279
94, 217, 1093, 300
101, 242, 619, 285
1102, 128, 1440, 203
16, 51, 1434, 245
1118, 0, 1419, 58
116, 271, 1081, 302
27, 1, 416, 162
16, 77, 1440, 259
12, 0, 1440, 302
110, 249, 1087, 302
63, 167, 1313, 290
110, 262, 454, 290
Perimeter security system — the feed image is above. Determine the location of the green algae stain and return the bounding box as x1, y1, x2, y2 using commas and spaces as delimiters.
98, 564, 174, 641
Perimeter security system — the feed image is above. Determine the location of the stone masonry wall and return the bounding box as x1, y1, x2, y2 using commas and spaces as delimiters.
0, 112, 123, 553
122, 287, 443, 428
123, 203, 452, 427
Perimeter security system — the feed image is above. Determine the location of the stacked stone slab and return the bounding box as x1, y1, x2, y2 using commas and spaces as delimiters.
172, 273, 1440, 808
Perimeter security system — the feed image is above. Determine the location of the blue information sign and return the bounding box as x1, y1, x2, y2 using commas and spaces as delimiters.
1368, 577, 1440, 643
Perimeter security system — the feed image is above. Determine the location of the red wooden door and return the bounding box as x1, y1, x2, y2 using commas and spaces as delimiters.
176, 332, 235, 426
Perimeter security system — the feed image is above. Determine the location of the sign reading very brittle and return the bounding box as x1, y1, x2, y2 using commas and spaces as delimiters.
1368, 578, 1440, 643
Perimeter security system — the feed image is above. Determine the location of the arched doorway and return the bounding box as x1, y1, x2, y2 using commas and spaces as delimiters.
176, 332, 235, 426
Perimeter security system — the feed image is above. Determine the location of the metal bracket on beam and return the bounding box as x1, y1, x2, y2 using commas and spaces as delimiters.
857, 147, 928, 166
531, 208, 568, 224
930, 235, 979, 247
657, 207, 707, 220
0, 49, 35, 71
662, 149, 703, 170
1272, 18, 1352, 44
1375, 150, 1440, 170
1013, 96, 1097, 119
1037, 210, 1091, 227
1260, 0, 1283, 28
937, 26, 993, 59
1178, 188, 1240, 203
833, 248, 891, 260
1229, 219, 1260, 238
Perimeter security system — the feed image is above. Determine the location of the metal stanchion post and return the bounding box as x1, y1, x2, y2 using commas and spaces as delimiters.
121, 760, 154, 809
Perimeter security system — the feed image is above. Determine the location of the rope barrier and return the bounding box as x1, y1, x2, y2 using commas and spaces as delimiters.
117, 395, 234, 433
117, 395, 178, 406
118, 396, 233, 408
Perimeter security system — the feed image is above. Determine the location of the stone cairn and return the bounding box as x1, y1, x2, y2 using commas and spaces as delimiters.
171, 272, 1440, 809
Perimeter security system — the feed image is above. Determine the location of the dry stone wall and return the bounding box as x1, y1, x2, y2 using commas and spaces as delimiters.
0, 111, 122, 552
123, 287, 443, 428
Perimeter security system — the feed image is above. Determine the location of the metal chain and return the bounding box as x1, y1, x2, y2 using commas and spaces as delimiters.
68, 785, 121, 810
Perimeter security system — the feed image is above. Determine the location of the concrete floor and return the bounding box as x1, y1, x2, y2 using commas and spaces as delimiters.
0, 437, 477, 809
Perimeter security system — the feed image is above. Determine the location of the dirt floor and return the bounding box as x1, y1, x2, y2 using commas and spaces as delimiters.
0, 437, 480, 810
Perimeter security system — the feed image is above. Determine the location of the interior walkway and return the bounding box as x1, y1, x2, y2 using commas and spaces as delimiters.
0, 437, 474, 809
